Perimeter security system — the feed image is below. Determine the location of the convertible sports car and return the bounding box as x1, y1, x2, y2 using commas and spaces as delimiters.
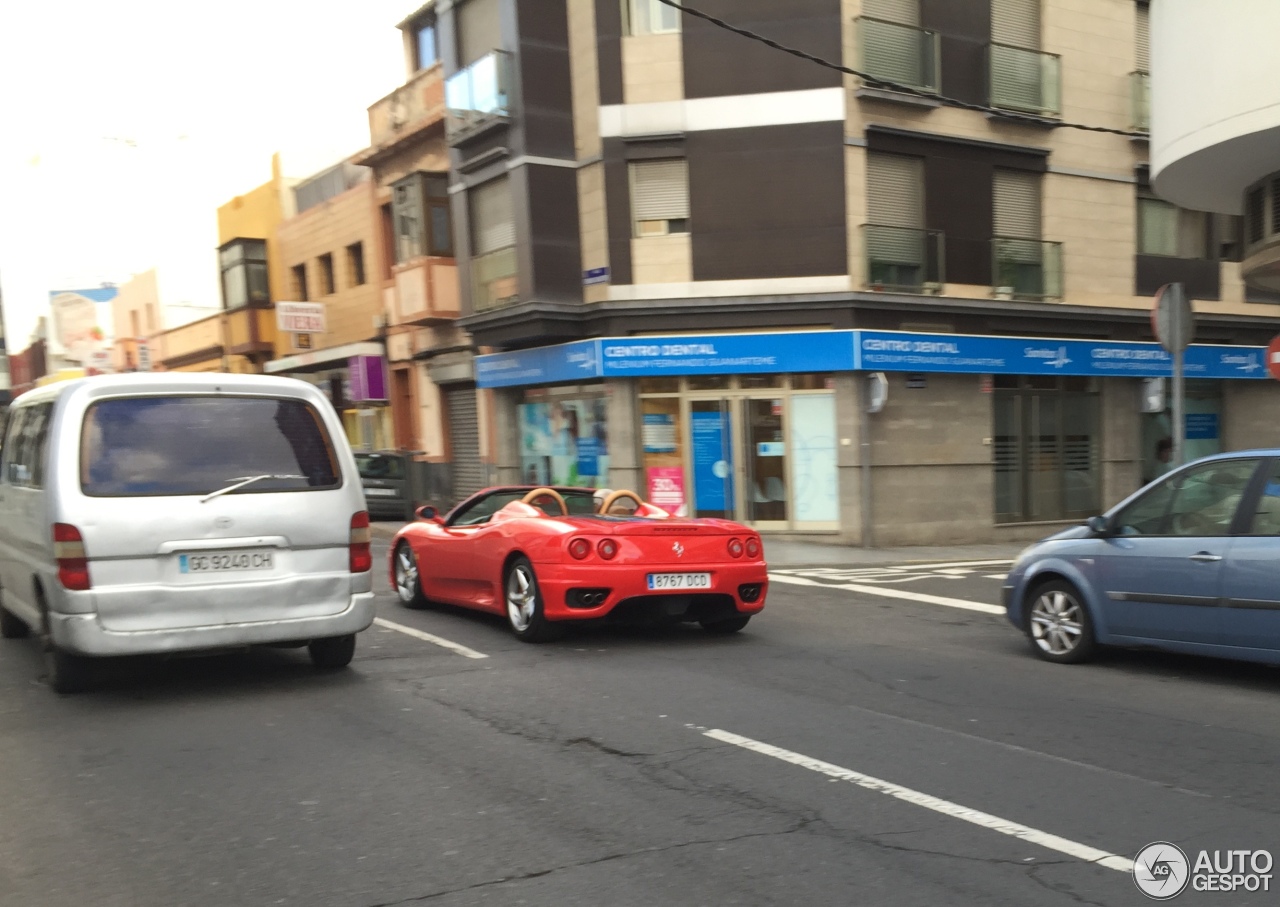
388, 486, 768, 641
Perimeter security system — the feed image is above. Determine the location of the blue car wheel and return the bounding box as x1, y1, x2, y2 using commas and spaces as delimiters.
1025, 579, 1097, 665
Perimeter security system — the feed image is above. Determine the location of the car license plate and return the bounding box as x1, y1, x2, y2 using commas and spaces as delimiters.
647, 572, 712, 591
364, 487, 397, 497
179, 550, 275, 574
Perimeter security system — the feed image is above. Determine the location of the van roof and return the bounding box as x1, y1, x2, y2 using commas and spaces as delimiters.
9, 372, 325, 409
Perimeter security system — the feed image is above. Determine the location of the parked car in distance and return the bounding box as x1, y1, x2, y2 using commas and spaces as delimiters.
390, 485, 768, 641
0, 373, 377, 693
1004, 450, 1280, 668
355, 451, 415, 521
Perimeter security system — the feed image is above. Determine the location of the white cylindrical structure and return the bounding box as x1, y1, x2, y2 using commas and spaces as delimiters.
1150, 0, 1280, 215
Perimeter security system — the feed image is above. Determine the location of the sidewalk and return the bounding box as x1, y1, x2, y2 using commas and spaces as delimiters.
371, 522, 1025, 569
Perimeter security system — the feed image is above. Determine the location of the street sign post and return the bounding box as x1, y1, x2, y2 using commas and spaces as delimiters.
1152, 283, 1194, 467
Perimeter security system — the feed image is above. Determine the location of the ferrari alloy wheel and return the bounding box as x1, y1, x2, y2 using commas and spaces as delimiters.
1026, 580, 1096, 665
505, 556, 563, 643
394, 543, 428, 609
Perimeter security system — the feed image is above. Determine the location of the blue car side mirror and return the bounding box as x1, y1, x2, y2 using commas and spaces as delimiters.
1086, 515, 1110, 536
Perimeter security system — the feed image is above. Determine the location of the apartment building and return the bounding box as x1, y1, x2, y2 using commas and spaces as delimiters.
427, 0, 1280, 545
353, 3, 483, 500
267, 159, 394, 451
110, 268, 219, 372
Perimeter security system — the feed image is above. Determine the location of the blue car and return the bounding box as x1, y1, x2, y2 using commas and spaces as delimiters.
1003, 450, 1280, 666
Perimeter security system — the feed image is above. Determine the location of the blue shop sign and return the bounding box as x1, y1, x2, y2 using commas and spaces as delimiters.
599, 330, 855, 377
856, 332, 1269, 381
475, 339, 602, 388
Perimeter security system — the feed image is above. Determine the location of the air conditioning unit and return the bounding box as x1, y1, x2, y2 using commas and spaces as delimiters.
922, 281, 942, 295
994, 286, 1014, 300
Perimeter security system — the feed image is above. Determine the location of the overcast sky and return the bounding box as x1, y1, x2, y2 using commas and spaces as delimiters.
0, 0, 413, 348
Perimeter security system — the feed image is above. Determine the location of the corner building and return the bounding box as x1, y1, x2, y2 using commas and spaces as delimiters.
442, 0, 1280, 545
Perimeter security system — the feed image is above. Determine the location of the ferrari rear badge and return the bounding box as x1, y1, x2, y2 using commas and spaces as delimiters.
673, 542, 685, 557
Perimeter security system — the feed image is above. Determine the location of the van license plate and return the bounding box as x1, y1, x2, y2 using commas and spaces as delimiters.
179, 550, 275, 574
647, 573, 712, 590
364, 487, 397, 497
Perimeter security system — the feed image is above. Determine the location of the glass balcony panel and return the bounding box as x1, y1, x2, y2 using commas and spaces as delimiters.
862, 225, 945, 290
1131, 71, 1150, 132
471, 246, 519, 312
446, 50, 513, 140
989, 43, 1061, 117
993, 237, 1063, 300
857, 17, 940, 94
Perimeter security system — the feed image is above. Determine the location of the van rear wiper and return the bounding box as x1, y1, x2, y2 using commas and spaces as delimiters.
200, 474, 305, 503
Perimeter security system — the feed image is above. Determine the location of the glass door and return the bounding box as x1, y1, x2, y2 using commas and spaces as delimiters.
689, 399, 735, 519
744, 397, 788, 526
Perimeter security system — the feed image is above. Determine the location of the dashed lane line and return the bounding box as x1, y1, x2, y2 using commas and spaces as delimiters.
703, 728, 1133, 873
373, 617, 490, 659
768, 573, 1006, 615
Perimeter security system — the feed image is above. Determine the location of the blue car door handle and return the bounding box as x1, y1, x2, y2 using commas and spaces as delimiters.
1189, 552, 1223, 562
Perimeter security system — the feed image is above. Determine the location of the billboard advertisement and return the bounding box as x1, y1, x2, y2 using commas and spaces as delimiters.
49, 287, 117, 363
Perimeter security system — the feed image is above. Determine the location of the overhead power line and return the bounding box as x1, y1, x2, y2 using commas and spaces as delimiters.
654, 0, 1145, 138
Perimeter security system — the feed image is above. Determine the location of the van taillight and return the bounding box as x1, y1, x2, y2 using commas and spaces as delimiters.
53, 523, 91, 591
350, 512, 372, 573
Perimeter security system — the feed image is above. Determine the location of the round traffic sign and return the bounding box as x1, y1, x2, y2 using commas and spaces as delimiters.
1268, 335, 1280, 381
1151, 283, 1194, 354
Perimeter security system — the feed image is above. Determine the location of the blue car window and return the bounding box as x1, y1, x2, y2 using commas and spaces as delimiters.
1115, 459, 1259, 537
1246, 466, 1280, 536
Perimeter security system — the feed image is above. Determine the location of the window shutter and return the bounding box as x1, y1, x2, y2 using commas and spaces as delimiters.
867, 153, 923, 228
867, 153, 924, 264
457, 0, 501, 68
631, 160, 689, 222
471, 177, 515, 255
864, 0, 918, 25
992, 0, 1040, 49
1135, 4, 1150, 71
993, 169, 1040, 239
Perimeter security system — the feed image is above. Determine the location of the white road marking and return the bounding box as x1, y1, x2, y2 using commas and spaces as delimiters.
703, 728, 1133, 873
373, 618, 489, 659
984, 574, 1008, 580
769, 573, 1005, 615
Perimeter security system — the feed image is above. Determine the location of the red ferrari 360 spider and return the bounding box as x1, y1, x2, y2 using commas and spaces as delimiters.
388, 486, 768, 641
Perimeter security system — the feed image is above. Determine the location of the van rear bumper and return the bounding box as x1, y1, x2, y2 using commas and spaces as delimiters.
47, 593, 377, 657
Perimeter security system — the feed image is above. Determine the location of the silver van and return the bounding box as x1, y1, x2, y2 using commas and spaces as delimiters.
0, 373, 376, 692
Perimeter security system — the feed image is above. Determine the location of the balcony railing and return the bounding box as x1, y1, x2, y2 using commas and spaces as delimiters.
856, 17, 940, 95
992, 237, 1063, 300
367, 64, 447, 151
1130, 70, 1150, 133
471, 246, 519, 312
446, 51, 513, 143
862, 224, 945, 291
988, 43, 1061, 118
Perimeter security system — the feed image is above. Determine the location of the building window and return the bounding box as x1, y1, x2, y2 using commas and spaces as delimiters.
347, 242, 366, 286
865, 152, 928, 289
1138, 193, 1211, 259
218, 239, 270, 310
392, 172, 452, 264
470, 176, 518, 311
994, 376, 1100, 524
130, 310, 141, 340
319, 253, 335, 295
992, 169, 1059, 298
630, 160, 690, 237
626, 0, 681, 35
380, 203, 395, 276
426, 175, 454, 256
413, 16, 438, 71
292, 263, 309, 302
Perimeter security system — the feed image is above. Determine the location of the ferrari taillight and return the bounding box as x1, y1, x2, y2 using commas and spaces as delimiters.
350, 512, 372, 573
54, 523, 91, 591
598, 539, 618, 560
727, 538, 744, 558
568, 538, 592, 560
745, 537, 761, 559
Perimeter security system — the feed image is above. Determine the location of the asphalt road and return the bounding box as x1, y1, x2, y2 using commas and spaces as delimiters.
2, 544, 1279, 906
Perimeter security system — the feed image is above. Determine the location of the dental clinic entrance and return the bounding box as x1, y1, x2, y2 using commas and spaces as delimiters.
638, 375, 839, 530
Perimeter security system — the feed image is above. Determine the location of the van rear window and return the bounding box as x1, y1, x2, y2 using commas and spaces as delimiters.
81, 396, 341, 497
